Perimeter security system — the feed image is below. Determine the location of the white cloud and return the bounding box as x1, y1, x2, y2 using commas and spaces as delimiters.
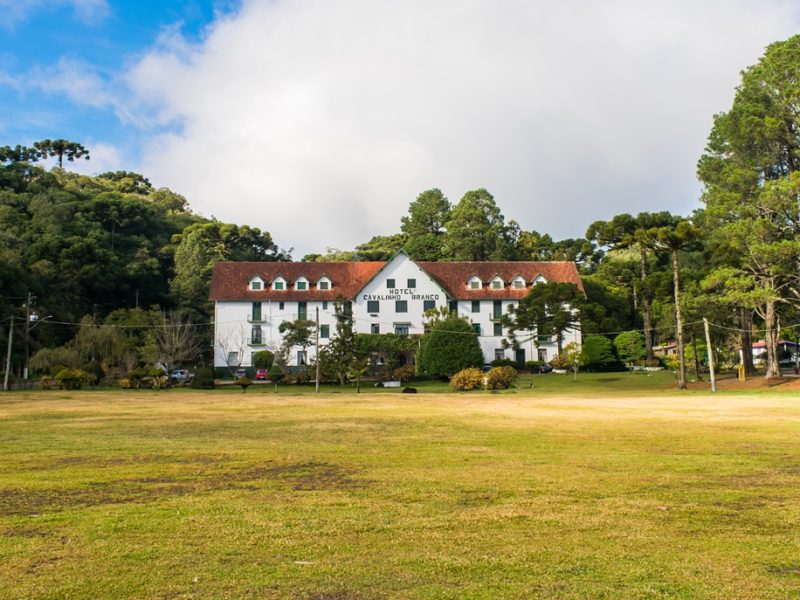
0, 0, 109, 28
119, 0, 800, 255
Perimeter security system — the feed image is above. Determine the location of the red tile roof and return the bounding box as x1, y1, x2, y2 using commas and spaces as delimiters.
210, 260, 583, 301
419, 261, 583, 299
209, 261, 385, 301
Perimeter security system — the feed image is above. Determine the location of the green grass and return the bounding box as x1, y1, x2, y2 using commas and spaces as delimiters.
1, 389, 799, 598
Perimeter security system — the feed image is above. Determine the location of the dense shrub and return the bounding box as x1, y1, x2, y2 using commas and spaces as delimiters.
583, 336, 626, 372
392, 365, 416, 383
449, 367, 484, 391
54, 368, 94, 390
485, 366, 518, 390
418, 316, 483, 377
252, 350, 275, 369
191, 367, 215, 389
490, 358, 517, 368
614, 331, 646, 364
82, 360, 104, 385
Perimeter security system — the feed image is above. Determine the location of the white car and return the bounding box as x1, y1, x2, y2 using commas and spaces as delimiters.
169, 369, 193, 383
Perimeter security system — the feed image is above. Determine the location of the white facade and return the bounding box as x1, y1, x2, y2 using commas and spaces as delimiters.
212, 252, 581, 370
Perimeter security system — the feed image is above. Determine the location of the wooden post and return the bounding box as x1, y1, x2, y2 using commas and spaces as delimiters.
703, 318, 716, 393
4, 317, 13, 392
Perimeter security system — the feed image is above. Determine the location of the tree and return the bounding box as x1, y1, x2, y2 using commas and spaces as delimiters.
443, 189, 514, 260
697, 35, 800, 377
504, 281, 584, 355
354, 233, 407, 261
32, 139, 90, 169
0, 144, 41, 164
278, 319, 316, 369
643, 215, 702, 389
320, 301, 363, 385
417, 315, 483, 377
587, 212, 673, 364
171, 221, 287, 313
401, 188, 452, 261
154, 311, 205, 374
582, 335, 616, 370
559, 342, 588, 380
614, 331, 646, 364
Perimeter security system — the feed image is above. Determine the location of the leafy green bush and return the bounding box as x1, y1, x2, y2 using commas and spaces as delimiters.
418, 316, 483, 377
485, 366, 518, 390
449, 367, 484, 391
614, 331, 646, 364
252, 350, 275, 369
54, 368, 94, 390
583, 336, 625, 372
490, 358, 516, 368
82, 360, 104, 385
191, 367, 215, 389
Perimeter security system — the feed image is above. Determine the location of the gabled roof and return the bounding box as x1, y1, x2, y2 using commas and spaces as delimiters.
210, 261, 384, 301
419, 261, 583, 299
210, 259, 583, 302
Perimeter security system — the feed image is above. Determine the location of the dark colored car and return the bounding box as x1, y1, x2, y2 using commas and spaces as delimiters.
537, 364, 553, 374
255, 368, 268, 381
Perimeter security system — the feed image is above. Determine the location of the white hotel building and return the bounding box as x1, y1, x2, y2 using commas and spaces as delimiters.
210, 251, 582, 371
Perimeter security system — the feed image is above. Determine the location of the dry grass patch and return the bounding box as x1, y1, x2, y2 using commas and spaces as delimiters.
0, 390, 799, 598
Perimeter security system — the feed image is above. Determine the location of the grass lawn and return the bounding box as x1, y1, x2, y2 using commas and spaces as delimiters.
1, 386, 799, 598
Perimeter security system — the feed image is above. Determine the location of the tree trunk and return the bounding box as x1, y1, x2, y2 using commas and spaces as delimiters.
672, 250, 686, 389
765, 300, 780, 378
740, 309, 755, 375
556, 331, 563, 355
692, 334, 702, 381
640, 245, 654, 364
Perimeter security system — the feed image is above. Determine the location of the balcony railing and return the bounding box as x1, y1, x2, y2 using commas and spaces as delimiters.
489, 312, 503, 322
248, 338, 266, 346
247, 315, 265, 323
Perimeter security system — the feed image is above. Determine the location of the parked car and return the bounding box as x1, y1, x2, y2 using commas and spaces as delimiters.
537, 364, 553, 374
255, 368, 268, 381
234, 368, 247, 380
169, 369, 194, 383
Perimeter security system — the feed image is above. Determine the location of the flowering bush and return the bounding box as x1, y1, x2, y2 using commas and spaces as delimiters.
485, 366, 518, 390
450, 367, 484, 391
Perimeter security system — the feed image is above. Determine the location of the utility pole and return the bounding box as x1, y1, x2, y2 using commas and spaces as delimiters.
24, 291, 35, 380
4, 317, 13, 392
315, 307, 320, 395
703, 318, 716, 393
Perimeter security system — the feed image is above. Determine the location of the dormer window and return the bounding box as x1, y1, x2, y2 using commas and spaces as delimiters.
249, 277, 264, 291
317, 277, 331, 290
295, 277, 309, 291
532, 275, 547, 285
490, 276, 504, 290
512, 276, 525, 289
468, 276, 482, 290
273, 276, 286, 291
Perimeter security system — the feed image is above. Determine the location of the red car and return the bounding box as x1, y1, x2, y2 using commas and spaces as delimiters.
255, 368, 268, 381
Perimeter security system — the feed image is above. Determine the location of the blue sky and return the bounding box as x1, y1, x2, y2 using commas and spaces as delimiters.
1, 1, 799, 256
0, 1, 238, 162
